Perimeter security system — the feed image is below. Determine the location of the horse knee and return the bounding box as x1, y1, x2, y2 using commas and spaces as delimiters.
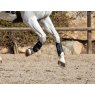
39, 34, 46, 44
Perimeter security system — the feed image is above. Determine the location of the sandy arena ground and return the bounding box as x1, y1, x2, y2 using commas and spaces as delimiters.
0, 44, 95, 84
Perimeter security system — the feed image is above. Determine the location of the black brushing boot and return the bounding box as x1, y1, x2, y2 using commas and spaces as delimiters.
56, 43, 65, 67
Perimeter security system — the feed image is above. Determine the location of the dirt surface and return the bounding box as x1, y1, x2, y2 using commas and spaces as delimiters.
0, 44, 95, 84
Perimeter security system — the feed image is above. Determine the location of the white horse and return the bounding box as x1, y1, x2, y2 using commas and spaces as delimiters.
0, 11, 66, 67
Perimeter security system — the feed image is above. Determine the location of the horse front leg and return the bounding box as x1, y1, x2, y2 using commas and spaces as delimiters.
24, 17, 46, 56
40, 17, 65, 67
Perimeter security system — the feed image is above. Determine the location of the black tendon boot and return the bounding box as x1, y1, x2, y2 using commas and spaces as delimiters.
33, 41, 42, 52
56, 43, 63, 56
56, 43, 65, 67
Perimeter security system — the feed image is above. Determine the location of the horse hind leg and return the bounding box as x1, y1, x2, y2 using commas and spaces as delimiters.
25, 17, 46, 56
40, 17, 65, 67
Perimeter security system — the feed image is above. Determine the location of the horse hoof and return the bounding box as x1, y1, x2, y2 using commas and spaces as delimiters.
25, 49, 31, 57
0, 60, 2, 63
58, 61, 65, 67
0, 57, 2, 63
0, 58, 2, 63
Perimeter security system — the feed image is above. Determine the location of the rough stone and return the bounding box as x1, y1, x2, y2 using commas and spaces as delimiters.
63, 46, 72, 55
0, 48, 9, 54
62, 41, 84, 55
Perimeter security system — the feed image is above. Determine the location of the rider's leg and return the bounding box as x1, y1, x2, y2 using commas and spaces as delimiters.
13, 11, 23, 23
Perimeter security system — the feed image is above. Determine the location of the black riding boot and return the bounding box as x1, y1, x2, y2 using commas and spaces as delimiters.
13, 11, 23, 23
